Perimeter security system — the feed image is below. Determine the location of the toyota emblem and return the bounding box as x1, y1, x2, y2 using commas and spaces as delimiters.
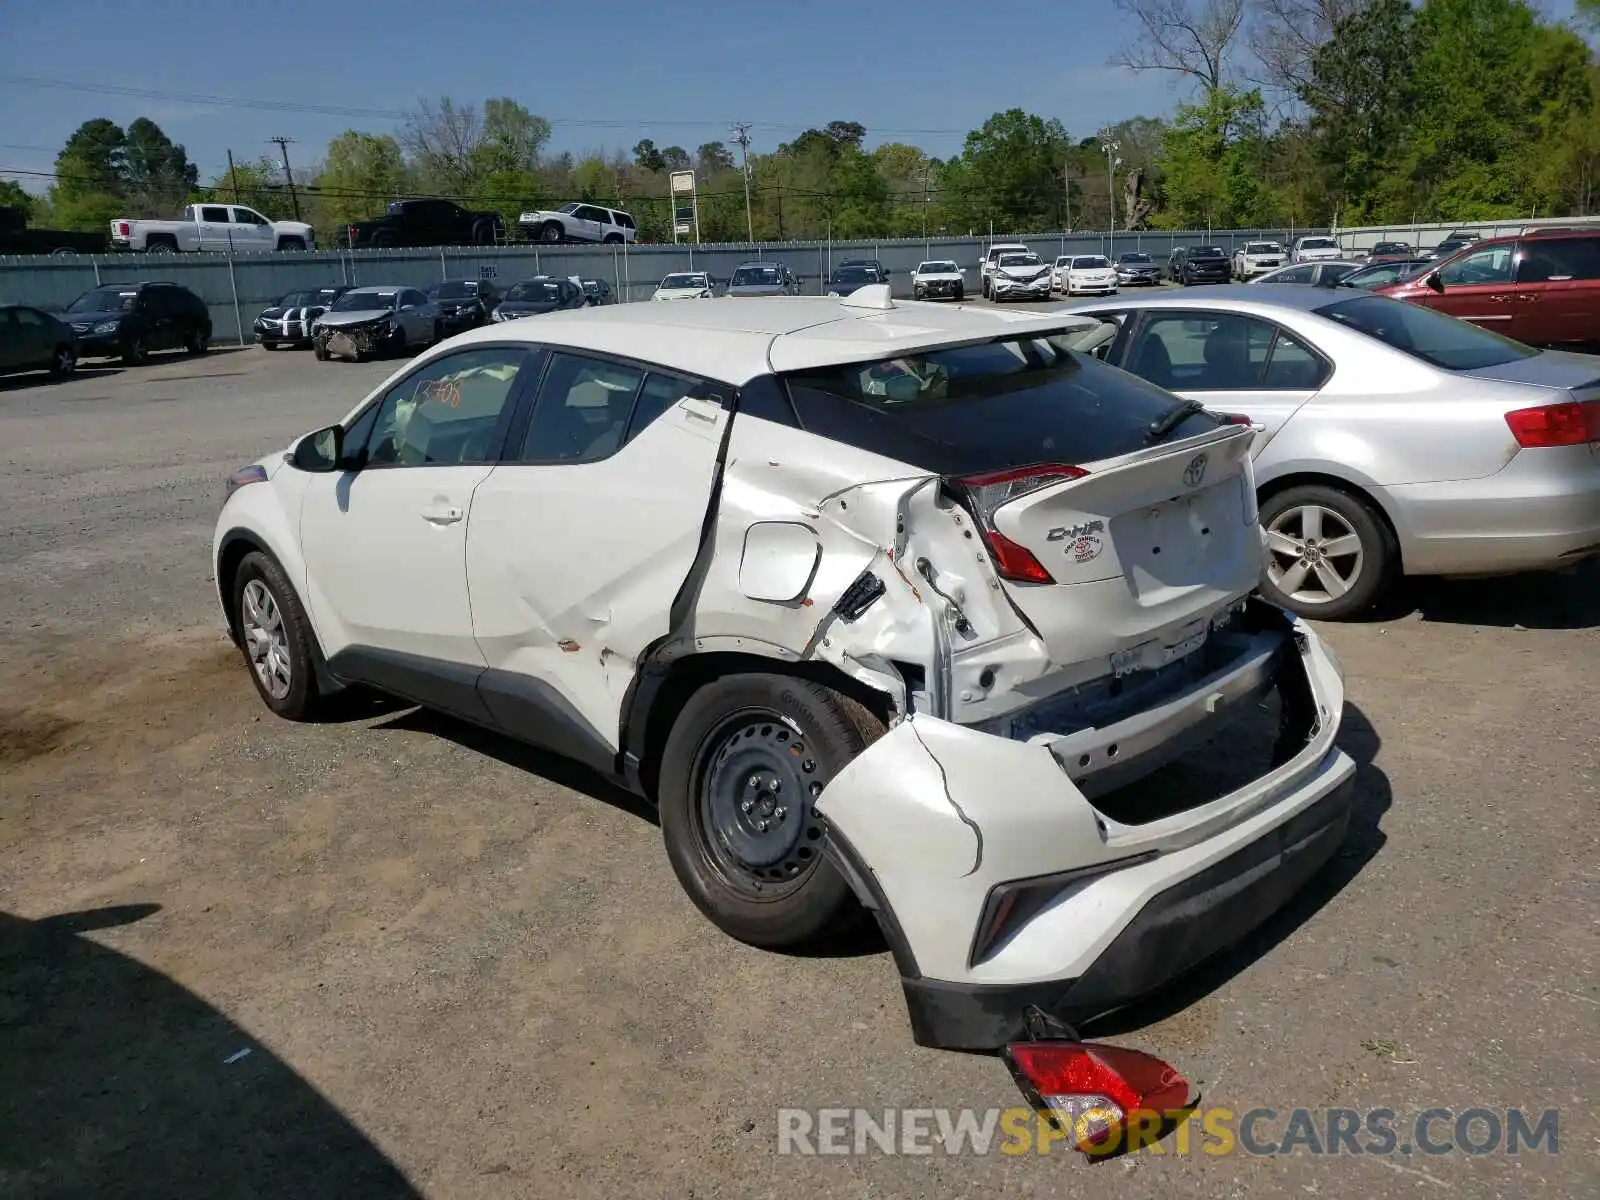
1182, 453, 1208, 488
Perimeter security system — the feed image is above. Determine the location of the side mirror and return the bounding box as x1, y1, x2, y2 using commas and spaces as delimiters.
291, 425, 343, 473
1425, 272, 1445, 293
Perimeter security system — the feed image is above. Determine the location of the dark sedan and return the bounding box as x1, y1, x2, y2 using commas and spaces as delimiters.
490, 277, 587, 322
1367, 241, 1416, 263
427, 279, 501, 332
1177, 245, 1231, 285
0, 304, 77, 379
254, 286, 350, 349
825, 265, 885, 296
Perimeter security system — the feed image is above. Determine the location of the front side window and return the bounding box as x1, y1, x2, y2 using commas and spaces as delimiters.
233, 208, 268, 226
1316, 294, 1537, 370
1437, 246, 1513, 286
360, 347, 529, 467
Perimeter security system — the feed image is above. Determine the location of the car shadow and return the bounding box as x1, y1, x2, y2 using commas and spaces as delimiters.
0, 904, 420, 1198
371, 706, 659, 826
1078, 700, 1391, 1040
0, 366, 123, 393
1352, 559, 1598, 630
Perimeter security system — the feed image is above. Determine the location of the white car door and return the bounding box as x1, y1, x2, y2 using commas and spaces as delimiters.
1115, 309, 1329, 451
297, 345, 536, 682
197, 204, 232, 250
229, 206, 274, 251
466, 352, 729, 766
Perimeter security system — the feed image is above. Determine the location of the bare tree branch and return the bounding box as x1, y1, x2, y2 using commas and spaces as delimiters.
400, 97, 484, 191
1112, 0, 1247, 93
1246, 0, 1367, 95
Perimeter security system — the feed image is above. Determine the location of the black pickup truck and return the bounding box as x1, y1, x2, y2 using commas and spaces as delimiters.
0, 206, 107, 256
340, 199, 504, 249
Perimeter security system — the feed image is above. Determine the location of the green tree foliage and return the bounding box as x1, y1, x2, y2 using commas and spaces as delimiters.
311, 131, 407, 226
941, 109, 1071, 234
0, 179, 33, 218
122, 117, 199, 214
207, 156, 296, 220
47, 116, 197, 232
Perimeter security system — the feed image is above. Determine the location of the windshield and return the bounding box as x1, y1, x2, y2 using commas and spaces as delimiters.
558, 203, 580, 214
999, 254, 1041, 268
1071, 256, 1110, 269
506, 281, 562, 302
1300, 237, 1337, 250
427, 281, 479, 299
659, 273, 708, 289
1245, 243, 1281, 254
831, 267, 877, 285
1316, 295, 1539, 370
277, 289, 338, 308
1190, 246, 1225, 259
782, 334, 1221, 476
66, 287, 138, 313
332, 290, 395, 312
731, 266, 781, 286
1118, 253, 1152, 264
919, 261, 957, 273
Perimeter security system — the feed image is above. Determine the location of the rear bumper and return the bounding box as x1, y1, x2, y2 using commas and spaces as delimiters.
817, 605, 1356, 1051
1382, 446, 1600, 575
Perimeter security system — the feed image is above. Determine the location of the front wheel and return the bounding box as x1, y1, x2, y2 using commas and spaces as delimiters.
954, 285, 964, 301
231, 551, 328, 721
49, 344, 76, 378
313, 339, 329, 361
1258, 484, 1397, 620
122, 335, 149, 366
186, 329, 209, 355
658, 673, 884, 949
277, 236, 306, 252
540, 222, 563, 244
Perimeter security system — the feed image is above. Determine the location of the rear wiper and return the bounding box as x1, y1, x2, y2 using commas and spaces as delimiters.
1146, 398, 1205, 443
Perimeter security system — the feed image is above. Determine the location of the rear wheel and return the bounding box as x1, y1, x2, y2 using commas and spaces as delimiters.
230, 551, 328, 721
122, 334, 149, 366
146, 237, 177, 254
659, 673, 884, 949
185, 328, 209, 355
48, 344, 76, 378
1258, 484, 1397, 620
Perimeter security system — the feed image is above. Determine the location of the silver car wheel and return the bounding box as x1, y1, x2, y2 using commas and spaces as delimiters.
1264, 505, 1365, 605
241, 579, 292, 700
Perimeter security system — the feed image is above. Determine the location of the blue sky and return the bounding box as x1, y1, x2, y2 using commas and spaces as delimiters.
0, 0, 1584, 196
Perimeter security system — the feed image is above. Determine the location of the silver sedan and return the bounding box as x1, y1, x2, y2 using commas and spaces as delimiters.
1065, 285, 1600, 619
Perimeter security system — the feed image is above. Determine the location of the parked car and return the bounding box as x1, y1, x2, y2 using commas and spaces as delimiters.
1113, 250, 1162, 286
255, 286, 350, 350
342, 199, 502, 249
835, 257, 891, 281
1291, 235, 1344, 264
1367, 241, 1415, 263
1232, 241, 1287, 280
427, 279, 501, 333
1420, 234, 1480, 262
1058, 253, 1119, 296
0, 304, 78, 379
491, 276, 587, 320
987, 251, 1053, 301
59, 281, 211, 364
652, 272, 716, 301
110, 204, 315, 253
1065, 285, 1600, 618
311, 286, 441, 362
725, 261, 802, 297
0, 205, 106, 255
1170, 245, 1231, 285
825, 264, 884, 297
1250, 261, 1362, 287
578, 278, 616, 306
517, 203, 638, 245
978, 242, 1032, 298
909, 260, 964, 301
211, 292, 1357, 1054
1336, 259, 1432, 290
1376, 230, 1600, 348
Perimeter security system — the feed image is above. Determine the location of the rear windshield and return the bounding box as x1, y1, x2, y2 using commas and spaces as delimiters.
1316, 295, 1539, 370
1071, 256, 1111, 269
1190, 246, 1225, 258
782, 335, 1221, 475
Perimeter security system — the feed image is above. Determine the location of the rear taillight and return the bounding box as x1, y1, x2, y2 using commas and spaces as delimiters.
1504, 400, 1600, 448
1216, 412, 1253, 426
951, 464, 1089, 585
115, 221, 129, 236
1004, 1041, 1192, 1155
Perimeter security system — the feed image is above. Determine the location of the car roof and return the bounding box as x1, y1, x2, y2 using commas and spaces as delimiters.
1062, 282, 1355, 316
441, 294, 1102, 382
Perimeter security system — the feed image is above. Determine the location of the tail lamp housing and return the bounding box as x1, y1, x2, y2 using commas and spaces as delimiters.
1003, 1040, 1193, 1155
950, 463, 1089, 584
1504, 399, 1600, 448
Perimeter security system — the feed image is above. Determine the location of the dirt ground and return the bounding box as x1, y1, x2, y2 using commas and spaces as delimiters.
1, 344, 1596, 1199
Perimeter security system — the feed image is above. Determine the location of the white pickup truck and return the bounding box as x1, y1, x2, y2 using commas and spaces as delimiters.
110, 204, 316, 253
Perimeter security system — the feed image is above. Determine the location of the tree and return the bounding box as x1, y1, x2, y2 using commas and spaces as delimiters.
0, 179, 33, 218
122, 117, 198, 215
823, 121, 867, 149
313, 131, 407, 225
947, 109, 1071, 232
1246, 0, 1368, 96
209, 156, 295, 220
477, 98, 550, 175
660, 146, 691, 172
1112, 0, 1247, 94
695, 142, 736, 173
50, 119, 128, 232
401, 96, 485, 192
632, 138, 666, 173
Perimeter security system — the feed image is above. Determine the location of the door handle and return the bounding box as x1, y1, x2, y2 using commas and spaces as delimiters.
678, 395, 723, 423
421, 504, 463, 525
1487, 294, 1514, 303
1516, 293, 1539, 303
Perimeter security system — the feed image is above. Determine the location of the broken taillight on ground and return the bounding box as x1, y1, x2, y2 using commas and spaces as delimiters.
949, 463, 1090, 584
1003, 1037, 1193, 1157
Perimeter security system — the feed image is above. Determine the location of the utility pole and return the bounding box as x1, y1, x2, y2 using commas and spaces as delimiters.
1098, 128, 1121, 254
731, 121, 754, 244
227, 150, 242, 204
922, 161, 932, 239
269, 136, 301, 221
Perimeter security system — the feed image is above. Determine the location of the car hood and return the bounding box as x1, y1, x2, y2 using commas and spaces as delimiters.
1457, 350, 1600, 391
316, 309, 393, 327
914, 270, 962, 280
1117, 261, 1158, 270
654, 287, 709, 298
1068, 266, 1117, 274
996, 264, 1049, 278
728, 283, 788, 295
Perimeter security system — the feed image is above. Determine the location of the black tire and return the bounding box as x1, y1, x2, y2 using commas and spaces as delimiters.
277, 236, 306, 252
313, 340, 329, 361
48, 344, 76, 378
954, 284, 964, 301
658, 673, 885, 949
146, 237, 177, 254
229, 550, 328, 721
471, 219, 496, 246
371, 230, 397, 248
185, 328, 209, 355
432, 320, 444, 345
1257, 483, 1398, 621
122, 334, 149, 366
603, 233, 623, 244
539, 221, 564, 244
261, 341, 279, 351
386, 326, 406, 359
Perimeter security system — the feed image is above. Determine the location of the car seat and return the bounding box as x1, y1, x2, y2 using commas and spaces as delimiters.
1201, 322, 1251, 388
1130, 334, 1175, 389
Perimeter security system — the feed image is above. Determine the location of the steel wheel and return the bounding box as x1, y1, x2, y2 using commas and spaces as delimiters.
694, 710, 829, 898
1265, 504, 1366, 607
241, 578, 292, 700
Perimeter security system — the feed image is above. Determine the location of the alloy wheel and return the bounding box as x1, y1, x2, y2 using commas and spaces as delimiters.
241, 579, 292, 700
1264, 504, 1366, 607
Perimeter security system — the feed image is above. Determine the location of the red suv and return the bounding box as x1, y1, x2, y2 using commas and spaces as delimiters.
1376, 230, 1600, 347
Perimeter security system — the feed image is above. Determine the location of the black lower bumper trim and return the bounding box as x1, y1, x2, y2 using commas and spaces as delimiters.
900, 776, 1355, 1051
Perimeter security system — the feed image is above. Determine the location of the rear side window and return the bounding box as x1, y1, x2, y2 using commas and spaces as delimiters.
782, 336, 1220, 475
1316, 294, 1538, 370
517, 353, 645, 463
1517, 237, 1600, 283
1124, 312, 1329, 392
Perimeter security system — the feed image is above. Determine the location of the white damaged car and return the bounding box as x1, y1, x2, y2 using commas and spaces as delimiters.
213, 286, 1357, 1051
988, 251, 1054, 302
652, 271, 716, 300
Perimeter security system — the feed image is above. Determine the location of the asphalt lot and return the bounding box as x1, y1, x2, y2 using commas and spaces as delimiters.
1, 339, 1597, 1199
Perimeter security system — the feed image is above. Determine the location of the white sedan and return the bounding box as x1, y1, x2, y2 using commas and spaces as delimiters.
652, 271, 715, 300
213, 284, 1355, 1054
1057, 254, 1120, 296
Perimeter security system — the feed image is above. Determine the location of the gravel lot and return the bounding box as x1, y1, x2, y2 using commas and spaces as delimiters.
1, 340, 1596, 1199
